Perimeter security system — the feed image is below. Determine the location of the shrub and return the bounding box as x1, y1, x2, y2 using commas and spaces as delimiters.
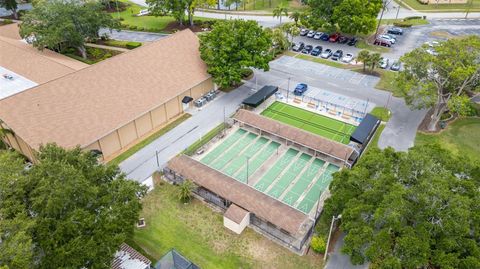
3, 19, 13, 24
126, 41, 142, 49
103, 53, 112, 59
405, 16, 423, 20
240, 68, 253, 78
310, 236, 326, 254
129, 25, 137, 30
393, 21, 412, 28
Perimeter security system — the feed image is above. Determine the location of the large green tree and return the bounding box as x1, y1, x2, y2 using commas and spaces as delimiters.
320, 145, 480, 268
20, 0, 118, 59
397, 36, 480, 131
0, 0, 18, 19
0, 145, 147, 269
199, 20, 272, 88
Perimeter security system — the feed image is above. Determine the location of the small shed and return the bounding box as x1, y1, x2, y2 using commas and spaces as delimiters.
154, 249, 199, 269
242, 85, 278, 108
350, 114, 380, 145
223, 204, 250, 234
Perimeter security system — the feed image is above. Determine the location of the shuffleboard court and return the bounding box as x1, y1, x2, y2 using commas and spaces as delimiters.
210, 132, 257, 170
267, 153, 312, 199
261, 102, 356, 144
254, 148, 299, 192
235, 141, 280, 183
222, 137, 269, 178
201, 128, 247, 165
282, 158, 325, 206
296, 164, 340, 214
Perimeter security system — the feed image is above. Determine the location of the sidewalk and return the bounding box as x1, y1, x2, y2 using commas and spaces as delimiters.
85, 43, 129, 52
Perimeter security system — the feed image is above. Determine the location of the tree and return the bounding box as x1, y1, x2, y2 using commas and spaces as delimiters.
199, 20, 272, 88
187, 0, 216, 26
320, 145, 480, 268
268, 27, 289, 53
0, 0, 18, 19
273, 3, 288, 24
0, 120, 12, 150
177, 180, 195, 202
147, 0, 188, 25
289, 11, 301, 26
20, 0, 117, 59
0, 145, 147, 269
397, 36, 480, 131
281, 22, 300, 44
332, 0, 382, 35
368, 52, 381, 71
356, 50, 370, 72
308, 0, 381, 35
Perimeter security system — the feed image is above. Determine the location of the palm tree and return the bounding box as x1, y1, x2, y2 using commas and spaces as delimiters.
289, 11, 301, 26
273, 4, 288, 24
177, 180, 195, 203
369, 52, 382, 71
357, 50, 370, 72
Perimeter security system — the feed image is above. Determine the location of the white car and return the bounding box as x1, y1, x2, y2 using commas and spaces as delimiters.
425, 41, 439, 47
379, 58, 389, 69
379, 34, 396, 44
313, 32, 323, 40
426, 48, 438, 56
137, 9, 150, 16
341, 53, 354, 63
307, 30, 315, 38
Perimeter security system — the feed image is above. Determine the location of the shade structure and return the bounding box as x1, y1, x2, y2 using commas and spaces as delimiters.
349, 114, 380, 145
242, 85, 278, 108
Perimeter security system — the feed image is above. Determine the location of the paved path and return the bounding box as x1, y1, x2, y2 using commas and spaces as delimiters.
264, 56, 426, 151
85, 43, 129, 52
325, 233, 369, 269
119, 86, 251, 183
99, 28, 168, 42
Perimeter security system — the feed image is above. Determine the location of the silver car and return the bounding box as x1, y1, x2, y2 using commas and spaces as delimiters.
307, 30, 316, 38
379, 34, 396, 44
313, 32, 323, 40
379, 58, 389, 69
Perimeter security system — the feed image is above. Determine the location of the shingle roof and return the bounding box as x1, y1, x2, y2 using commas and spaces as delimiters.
233, 109, 354, 162
111, 243, 151, 269
168, 155, 309, 236
224, 204, 249, 224
0, 29, 210, 150
0, 23, 21, 40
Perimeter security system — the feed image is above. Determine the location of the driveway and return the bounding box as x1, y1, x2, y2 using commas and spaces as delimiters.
262, 56, 426, 151
119, 86, 250, 183
325, 233, 369, 269
99, 28, 168, 42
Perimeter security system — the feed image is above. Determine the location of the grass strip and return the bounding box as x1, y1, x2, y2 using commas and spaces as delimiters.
183, 123, 225, 156
109, 113, 191, 166
370, 107, 391, 122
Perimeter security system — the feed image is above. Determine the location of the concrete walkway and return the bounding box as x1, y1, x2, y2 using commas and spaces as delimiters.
85, 43, 129, 52
119, 86, 251, 183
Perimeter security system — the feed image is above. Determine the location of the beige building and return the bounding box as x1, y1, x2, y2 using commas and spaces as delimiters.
0, 26, 214, 161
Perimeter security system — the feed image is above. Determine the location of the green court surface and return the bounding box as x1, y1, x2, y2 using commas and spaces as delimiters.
199, 128, 341, 215
296, 164, 340, 214
261, 102, 356, 144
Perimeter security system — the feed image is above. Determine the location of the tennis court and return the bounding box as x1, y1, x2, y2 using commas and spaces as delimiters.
199, 128, 340, 215
261, 101, 356, 144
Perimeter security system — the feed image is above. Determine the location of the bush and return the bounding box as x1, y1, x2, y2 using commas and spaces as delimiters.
3, 19, 13, 24
129, 25, 137, 30
310, 236, 326, 254
405, 16, 423, 20
240, 68, 253, 78
126, 41, 142, 49
393, 21, 412, 28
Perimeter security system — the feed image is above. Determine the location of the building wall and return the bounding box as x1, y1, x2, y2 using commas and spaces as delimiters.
86, 77, 214, 161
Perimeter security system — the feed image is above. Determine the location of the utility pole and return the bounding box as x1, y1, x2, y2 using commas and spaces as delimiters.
324, 214, 342, 262
246, 156, 250, 185
395, 5, 400, 20
465, 0, 473, 19
155, 150, 159, 167
375, 0, 391, 40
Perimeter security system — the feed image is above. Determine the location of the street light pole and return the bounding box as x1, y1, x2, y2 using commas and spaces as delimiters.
395, 5, 400, 20
324, 214, 342, 262
246, 156, 250, 185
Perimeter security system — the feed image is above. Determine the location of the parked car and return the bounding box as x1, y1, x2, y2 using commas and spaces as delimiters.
294, 83, 308, 96
387, 27, 403, 35
347, 37, 357, 46
320, 33, 330, 41
342, 53, 354, 63
425, 40, 440, 47
390, 61, 401, 71
300, 28, 309, 36
379, 34, 396, 44
311, 45, 323, 56
313, 32, 323, 40
137, 9, 150, 16
426, 48, 439, 56
338, 36, 348, 44
374, 38, 392, 47
379, 58, 389, 69
320, 48, 333, 59
329, 33, 340, 42
331, 49, 343, 61
292, 42, 305, 52
307, 30, 316, 38
302, 45, 313, 54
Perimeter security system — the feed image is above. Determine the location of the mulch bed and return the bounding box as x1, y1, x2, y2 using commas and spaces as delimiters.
162, 21, 207, 33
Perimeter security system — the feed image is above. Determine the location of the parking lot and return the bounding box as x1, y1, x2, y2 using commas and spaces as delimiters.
292, 18, 480, 70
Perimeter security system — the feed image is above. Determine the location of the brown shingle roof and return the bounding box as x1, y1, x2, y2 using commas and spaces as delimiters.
224, 204, 249, 224
0, 30, 210, 149
234, 109, 354, 161
168, 155, 309, 235
0, 23, 21, 40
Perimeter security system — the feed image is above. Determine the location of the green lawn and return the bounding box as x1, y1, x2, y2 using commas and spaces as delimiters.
415, 117, 480, 162
395, 0, 480, 11
241, 0, 304, 11
295, 54, 347, 69
370, 107, 391, 122
114, 0, 215, 32
109, 113, 191, 166
261, 102, 356, 144
373, 69, 404, 97
381, 18, 429, 26
132, 180, 324, 269
183, 123, 225, 156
